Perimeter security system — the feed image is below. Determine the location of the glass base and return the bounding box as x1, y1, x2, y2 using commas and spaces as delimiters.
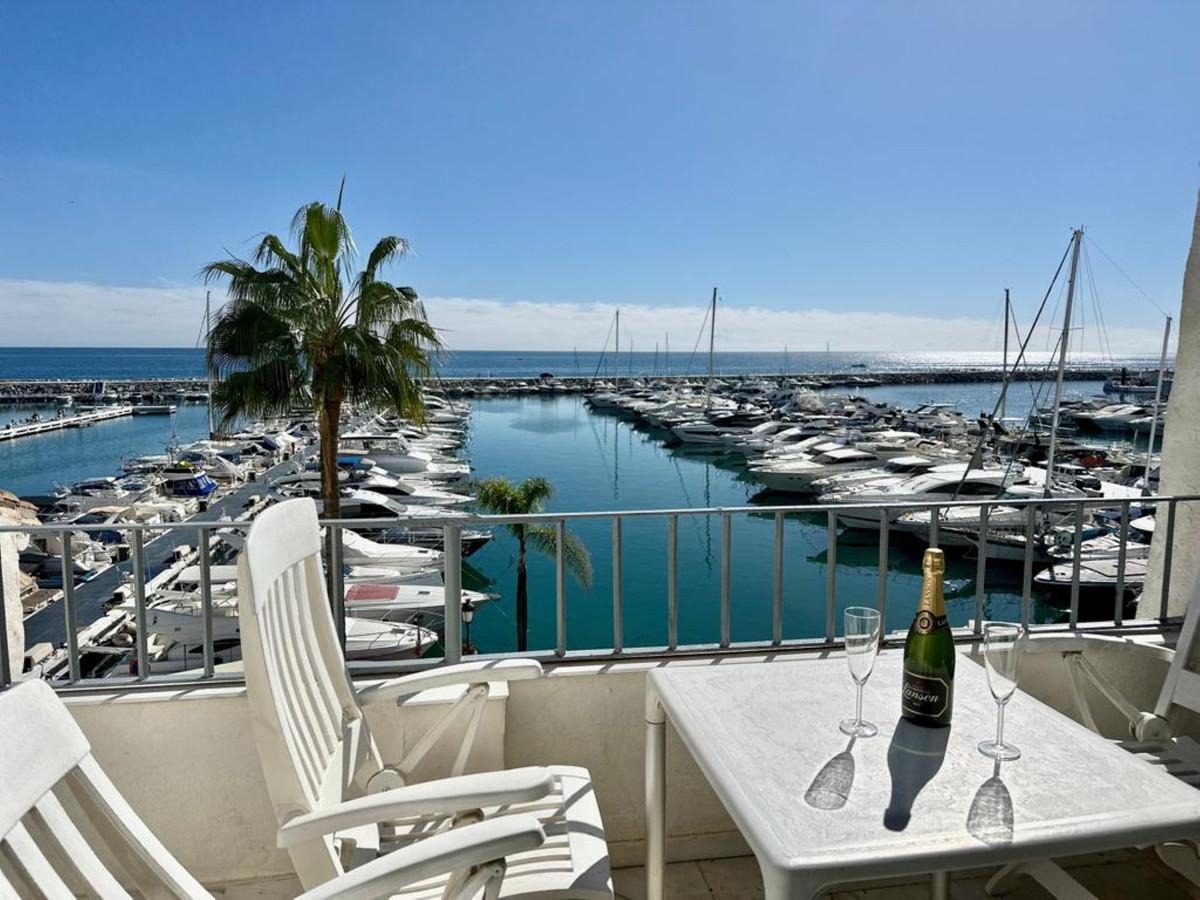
978, 739, 1021, 761
839, 717, 878, 738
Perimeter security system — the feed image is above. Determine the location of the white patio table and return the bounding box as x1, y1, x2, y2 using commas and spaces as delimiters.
645, 653, 1200, 899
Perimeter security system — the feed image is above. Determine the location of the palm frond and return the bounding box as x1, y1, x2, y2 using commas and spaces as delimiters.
525, 524, 593, 588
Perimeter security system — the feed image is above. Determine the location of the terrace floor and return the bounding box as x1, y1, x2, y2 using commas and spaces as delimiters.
610, 851, 1200, 900
212, 850, 1200, 899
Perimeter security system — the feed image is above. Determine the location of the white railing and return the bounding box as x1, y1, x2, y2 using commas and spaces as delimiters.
0, 494, 1193, 690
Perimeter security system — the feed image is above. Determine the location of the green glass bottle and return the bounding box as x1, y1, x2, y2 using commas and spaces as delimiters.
901, 547, 955, 727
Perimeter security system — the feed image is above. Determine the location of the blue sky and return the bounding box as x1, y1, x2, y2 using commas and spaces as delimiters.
1, 2, 1196, 350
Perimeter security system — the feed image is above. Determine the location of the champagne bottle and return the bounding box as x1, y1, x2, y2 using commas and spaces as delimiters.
901, 547, 954, 727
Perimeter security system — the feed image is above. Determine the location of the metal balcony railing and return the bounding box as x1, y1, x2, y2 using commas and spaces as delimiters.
0, 493, 1194, 691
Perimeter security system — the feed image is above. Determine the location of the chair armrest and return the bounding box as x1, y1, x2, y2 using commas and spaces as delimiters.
277, 766, 555, 848
294, 815, 546, 900
356, 659, 544, 703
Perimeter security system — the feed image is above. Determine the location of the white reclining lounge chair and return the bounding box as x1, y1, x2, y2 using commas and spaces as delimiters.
236, 497, 612, 899
0, 679, 545, 900
989, 574, 1200, 898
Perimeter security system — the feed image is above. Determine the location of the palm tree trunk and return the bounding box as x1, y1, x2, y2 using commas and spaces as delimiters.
319, 398, 343, 519
516, 534, 528, 652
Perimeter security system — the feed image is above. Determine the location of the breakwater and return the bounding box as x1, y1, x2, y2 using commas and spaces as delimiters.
0, 366, 1127, 405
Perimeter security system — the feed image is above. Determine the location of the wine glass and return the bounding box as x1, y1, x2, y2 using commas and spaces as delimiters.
839, 607, 882, 738
978, 622, 1026, 761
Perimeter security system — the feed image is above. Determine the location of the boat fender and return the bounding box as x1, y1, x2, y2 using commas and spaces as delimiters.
1132, 712, 1172, 742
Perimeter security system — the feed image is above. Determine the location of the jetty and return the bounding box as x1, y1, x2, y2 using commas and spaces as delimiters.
0, 405, 133, 442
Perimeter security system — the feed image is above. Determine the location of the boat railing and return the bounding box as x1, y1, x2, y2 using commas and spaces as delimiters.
2, 492, 1196, 691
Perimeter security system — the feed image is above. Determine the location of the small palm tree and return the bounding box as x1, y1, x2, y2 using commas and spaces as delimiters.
474, 476, 592, 651
201, 195, 441, 517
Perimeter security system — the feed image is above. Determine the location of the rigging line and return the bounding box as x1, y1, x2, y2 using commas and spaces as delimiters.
951, 235, 1073, 500
1085, 235, 1171, 319
590, 312, 617, 380
683, 301, 712, 377
1082, 241, 1116, 363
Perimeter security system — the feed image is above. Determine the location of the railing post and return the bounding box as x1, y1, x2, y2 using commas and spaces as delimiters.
328, 524, 346, 650
612, 517, 623, 654
826, 511, 837, 642
973, 505, 988, 635
60, 530, 81, 682
443, 523, 463, 664
199, 528, 214, 678
667, 515, 679, 651
1114, 500, 1130, 626
877, 510, 889, 631
0, 544, 10, 688
131, 529, 149, 681
555, 520, 566, 657
1020, 504, 1036, 629
720, 513, 732, 648
1070, 501, 1084, 628
928, 505, 940, 549
773, 512, 784, 645
1162, 498, 1178, 618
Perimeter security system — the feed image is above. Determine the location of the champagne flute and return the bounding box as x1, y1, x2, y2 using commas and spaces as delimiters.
839, 606, 882, 738
978, 622, 1026, 761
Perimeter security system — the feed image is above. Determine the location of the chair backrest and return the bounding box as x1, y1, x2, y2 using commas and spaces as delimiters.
0, 679, 209, 899
237, 498, 382, 887
1156, 571, 1200, 719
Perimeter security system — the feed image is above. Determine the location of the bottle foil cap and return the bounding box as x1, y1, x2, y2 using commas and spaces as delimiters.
922, 547, 945, 575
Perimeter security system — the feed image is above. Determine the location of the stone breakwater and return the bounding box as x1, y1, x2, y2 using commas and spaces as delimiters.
0, 366, 1125, 404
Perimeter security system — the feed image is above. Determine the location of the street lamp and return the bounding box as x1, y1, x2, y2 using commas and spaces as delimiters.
462, 599, 476, 655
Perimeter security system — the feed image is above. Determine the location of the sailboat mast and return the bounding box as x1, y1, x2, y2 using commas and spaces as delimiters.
706, 287, 717, 411
1000, 288, 1010, 420
665, 333, 670, 378
1044, 228, 1083, 496
614, 309, 620, 389
1143, 315, 1173, 493
205, 290, 215, 438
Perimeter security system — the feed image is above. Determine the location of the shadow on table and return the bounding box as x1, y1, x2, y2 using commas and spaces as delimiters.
967, 760, 1013, 846
805, 736, 857, 810
884, 720, 951, 831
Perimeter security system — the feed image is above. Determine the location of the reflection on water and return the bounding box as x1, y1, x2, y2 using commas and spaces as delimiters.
805, 736, 857, 810
457, 396, 1064, 652
967, 760, 1014, 846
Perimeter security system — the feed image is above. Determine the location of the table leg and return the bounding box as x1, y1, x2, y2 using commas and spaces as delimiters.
646, 694, 666, 900
931, 871, 950, 900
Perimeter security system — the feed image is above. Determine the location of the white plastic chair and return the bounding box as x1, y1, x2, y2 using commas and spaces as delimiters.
989, 576, 1200, 897
0, 679, 544, 899
236, 497, 612, 899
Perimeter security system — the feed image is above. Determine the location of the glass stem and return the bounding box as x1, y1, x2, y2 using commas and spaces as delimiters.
996, 700, 1005, 747
855, 681, 864, 726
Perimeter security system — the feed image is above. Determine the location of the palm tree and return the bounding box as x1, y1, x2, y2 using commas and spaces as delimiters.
201, 196, 441, 517
474, 476, 592, 651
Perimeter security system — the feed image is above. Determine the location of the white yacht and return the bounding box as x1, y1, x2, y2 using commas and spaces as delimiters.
818, 466, 1021, 529
750, 447, 881, 494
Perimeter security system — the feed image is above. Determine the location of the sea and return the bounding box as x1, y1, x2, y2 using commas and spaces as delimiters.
0, 348, 1162, 654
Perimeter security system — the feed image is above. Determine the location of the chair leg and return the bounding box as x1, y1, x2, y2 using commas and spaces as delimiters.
1156, 841, 1200, 887
986, 859, 1098, 899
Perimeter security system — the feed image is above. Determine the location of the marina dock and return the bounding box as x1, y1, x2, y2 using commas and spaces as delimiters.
0, 405, 133, 442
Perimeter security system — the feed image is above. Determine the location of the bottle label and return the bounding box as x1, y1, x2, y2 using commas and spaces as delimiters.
912, 611, 948, 636
902, 669, 951, 719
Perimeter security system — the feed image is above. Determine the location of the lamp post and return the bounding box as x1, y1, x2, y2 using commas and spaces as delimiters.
462, 599, 476, 655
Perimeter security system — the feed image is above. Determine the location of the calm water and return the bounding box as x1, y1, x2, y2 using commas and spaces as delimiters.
460, 394, 1078, 655
0, 347, 1170, 381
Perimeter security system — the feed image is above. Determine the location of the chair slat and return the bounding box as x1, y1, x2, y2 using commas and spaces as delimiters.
4, 820, 76, 900
264, 592, 324, 799
35, 791, 130, 899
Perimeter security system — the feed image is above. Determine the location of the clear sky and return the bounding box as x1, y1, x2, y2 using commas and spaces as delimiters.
1, 1, 1197, 351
